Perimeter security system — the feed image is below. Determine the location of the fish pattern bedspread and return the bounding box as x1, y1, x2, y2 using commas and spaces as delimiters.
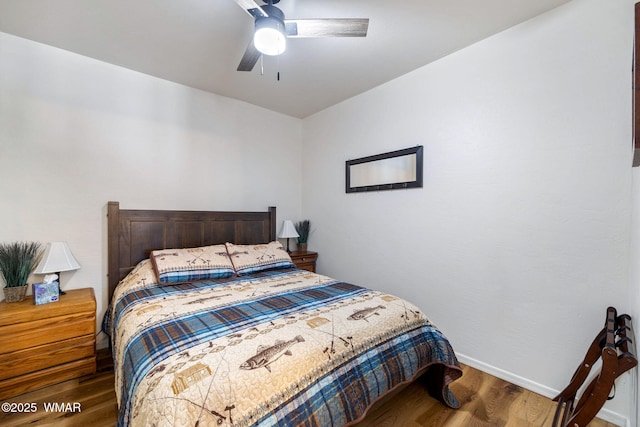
104, 260, 462, 426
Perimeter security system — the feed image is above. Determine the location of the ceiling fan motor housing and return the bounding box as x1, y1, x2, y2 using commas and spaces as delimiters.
254, 5, 286, 55
260, 4, 284, 21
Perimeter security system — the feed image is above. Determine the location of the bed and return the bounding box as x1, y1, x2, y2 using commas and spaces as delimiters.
103, 202, 462, 426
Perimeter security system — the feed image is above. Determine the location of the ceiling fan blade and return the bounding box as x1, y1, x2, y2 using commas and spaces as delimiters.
285, 18, 369, 38
237, 40, 262, 71
233, 0, 267, 18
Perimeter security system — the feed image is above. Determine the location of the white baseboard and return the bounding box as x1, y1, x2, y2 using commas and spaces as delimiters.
456, 353, 629, 427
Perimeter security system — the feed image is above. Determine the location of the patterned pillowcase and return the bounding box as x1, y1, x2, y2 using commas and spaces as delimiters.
150, 244, 235, 284
225, 241, 295, 276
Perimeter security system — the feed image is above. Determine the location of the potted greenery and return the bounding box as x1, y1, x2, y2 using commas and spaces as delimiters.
0, 241, 42, 302
295, 220, 310, 252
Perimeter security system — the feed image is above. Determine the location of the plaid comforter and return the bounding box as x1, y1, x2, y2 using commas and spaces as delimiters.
104, 260, 461, 426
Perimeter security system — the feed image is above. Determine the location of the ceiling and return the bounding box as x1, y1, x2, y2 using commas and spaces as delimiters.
0, 0, 571, 118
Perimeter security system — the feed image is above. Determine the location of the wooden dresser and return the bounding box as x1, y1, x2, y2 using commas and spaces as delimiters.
289, 251, 318, 272
0, 288, 96, 399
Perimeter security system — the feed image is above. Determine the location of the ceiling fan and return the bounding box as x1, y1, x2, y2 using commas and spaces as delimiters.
233, 0, 369, 72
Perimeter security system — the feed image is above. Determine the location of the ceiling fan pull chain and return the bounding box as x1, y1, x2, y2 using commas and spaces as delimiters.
260, 55, 264, 76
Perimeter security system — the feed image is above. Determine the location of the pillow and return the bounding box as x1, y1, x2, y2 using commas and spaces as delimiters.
151, 244, 235, 284
225, 241, 295, 276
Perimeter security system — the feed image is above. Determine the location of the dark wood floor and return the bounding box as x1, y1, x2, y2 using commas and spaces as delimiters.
357, 365, 617, 427
0, 349, 618, 426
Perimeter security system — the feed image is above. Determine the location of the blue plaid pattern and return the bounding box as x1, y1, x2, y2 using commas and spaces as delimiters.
255, 326, 459, 426
157, 266, 235, 284
235, 260, 296, 276
106, 268, 462, 426
115, 277, 367, 426
103, 268, 293, 336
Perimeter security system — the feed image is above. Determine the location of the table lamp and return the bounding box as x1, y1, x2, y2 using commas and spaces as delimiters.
278, 220, 299, 253
34, 242, 80, 295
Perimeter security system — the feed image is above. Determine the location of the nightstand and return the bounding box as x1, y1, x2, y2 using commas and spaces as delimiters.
0, 288, 96, 399
289, 251, 318, 272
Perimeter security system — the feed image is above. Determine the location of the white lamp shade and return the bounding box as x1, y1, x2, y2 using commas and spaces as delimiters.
34, 242, 80, 274
278, 220, 299, 239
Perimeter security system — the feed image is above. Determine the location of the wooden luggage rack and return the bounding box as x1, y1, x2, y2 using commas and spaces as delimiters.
552, 307, 637, 427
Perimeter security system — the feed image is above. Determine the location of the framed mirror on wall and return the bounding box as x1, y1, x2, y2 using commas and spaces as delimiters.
345, 146, 423, 193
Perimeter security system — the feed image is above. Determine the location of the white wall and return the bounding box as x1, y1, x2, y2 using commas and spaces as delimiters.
0, 31, 303, 348
302, 0, 634, 423
1, 0, 637, 424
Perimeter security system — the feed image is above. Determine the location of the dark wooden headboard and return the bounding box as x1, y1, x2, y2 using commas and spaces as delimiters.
107, 201, 276, 299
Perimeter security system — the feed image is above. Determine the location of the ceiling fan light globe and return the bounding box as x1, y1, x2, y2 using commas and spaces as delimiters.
254, 18, 286, 56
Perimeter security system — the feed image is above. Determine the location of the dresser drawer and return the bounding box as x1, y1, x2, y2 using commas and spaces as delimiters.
0, 288, 96, 399
289, 251, 318, 273
0, 357, 96, 400
0, 313, 95, 354
295, 260, 316, 272
0, 335, 95, 381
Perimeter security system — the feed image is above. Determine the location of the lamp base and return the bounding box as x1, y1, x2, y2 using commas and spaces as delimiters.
55, 272, 66, 295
